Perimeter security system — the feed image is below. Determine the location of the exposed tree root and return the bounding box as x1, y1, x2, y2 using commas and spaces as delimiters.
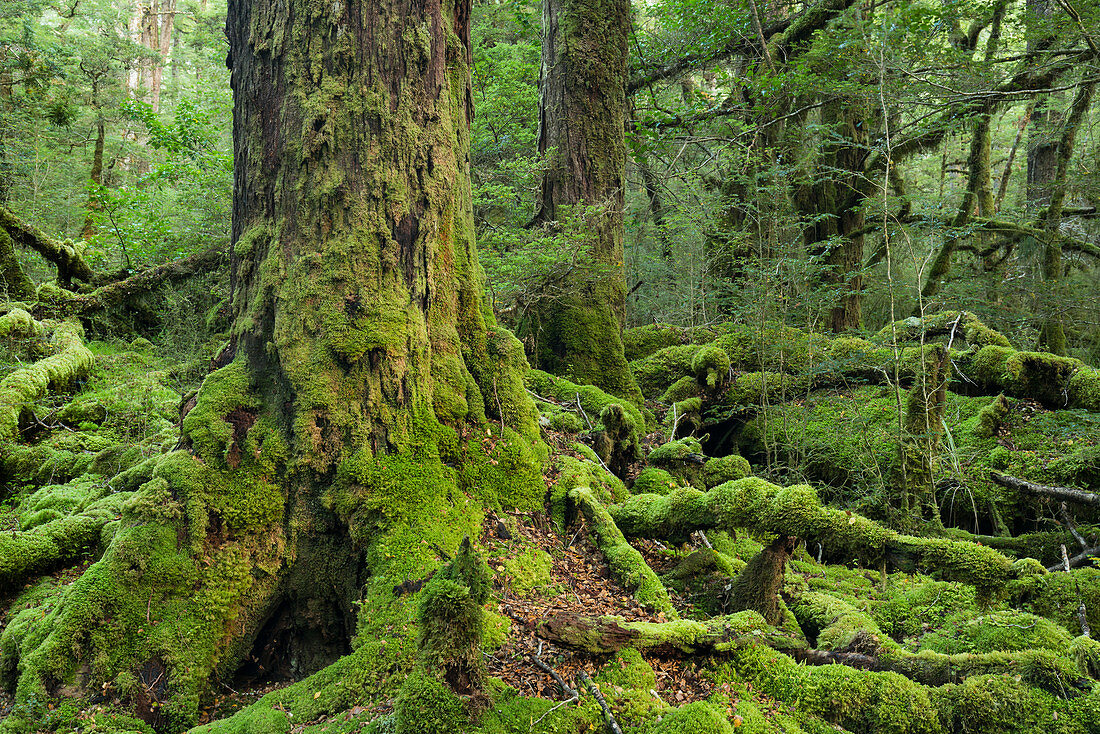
790, 591, 1093, 694
569, 487, 676, 616
0, 503, 119, 588
0, 319, 95, 439
991, 471, 1100, 507
610, 478, 1016, 595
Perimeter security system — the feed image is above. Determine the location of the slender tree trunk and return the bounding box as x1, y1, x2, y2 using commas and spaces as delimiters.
82, 113, 106, 240
523, 0, 641, 401
1038, 77, 1095, 355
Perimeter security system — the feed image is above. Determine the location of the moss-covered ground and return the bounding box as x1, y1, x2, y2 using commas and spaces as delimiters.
2, 313, 1099, 734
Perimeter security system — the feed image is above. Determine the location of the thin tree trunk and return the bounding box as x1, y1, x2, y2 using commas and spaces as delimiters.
1038, 77, 1095, 355
82, 114, 106, 240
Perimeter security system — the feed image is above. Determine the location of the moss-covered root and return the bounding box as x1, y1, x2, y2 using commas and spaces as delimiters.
0, 502, 120, 588
791, 592, 1091, 695
0, 319, 95, 439
536, 609, 799, 654
569, 486, 676, 617
725, 535, 797, 625
611, 478, 1016, 596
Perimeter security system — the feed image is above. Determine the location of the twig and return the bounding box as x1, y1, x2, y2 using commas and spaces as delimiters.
1057, 502, 1089, 550
578, 671, 623, 734
697, 530, 713, 550
575, 393, 594, 431
1061, 544, 1072, 573
531, 641, 580, 704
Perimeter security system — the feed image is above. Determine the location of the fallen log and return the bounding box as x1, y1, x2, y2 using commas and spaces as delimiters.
991, 471, 1100, 507
610, 477, 1016, 596
0, 206, 95, 286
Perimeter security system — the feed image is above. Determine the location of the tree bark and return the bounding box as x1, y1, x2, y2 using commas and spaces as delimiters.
522, 0, 641, 402
0, 0, 546, 726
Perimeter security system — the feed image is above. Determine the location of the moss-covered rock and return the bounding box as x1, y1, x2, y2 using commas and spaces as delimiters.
702, 454, 751, 488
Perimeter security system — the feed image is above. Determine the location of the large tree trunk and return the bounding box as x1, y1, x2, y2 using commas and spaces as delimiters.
0, 0, 545, 728
795, 98, 873, 333
521, 0, 641, 402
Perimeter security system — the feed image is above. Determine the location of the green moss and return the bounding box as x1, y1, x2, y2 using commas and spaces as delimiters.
500, 547, 552, 596
630, 344, 701, 397
660, 376, 699, 405
692, 345, 731, 392
549, 411, 584, 432
651, 701, 734, 734
702, 455, 751, 488
596, 647, 657, 691
632, 467, 680, 496
917, 609, 1074, 656
394, 669, 470, 734
1070, 635, 1100, 678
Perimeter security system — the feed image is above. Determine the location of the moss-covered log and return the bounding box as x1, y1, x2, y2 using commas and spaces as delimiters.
0, 319, 95, 440
536, 610, 800, 654
569, 486, 675, 616
611, 478, 1016, 595
0, 206, 96, 286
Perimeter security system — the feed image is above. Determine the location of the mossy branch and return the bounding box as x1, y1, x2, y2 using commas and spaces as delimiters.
569, 486, 676, 617
610, 478, 1016, 594
990, 471, 1100, 507
0, 319, 96, 440
50, 248, 226, 316
0, 206, 96, 285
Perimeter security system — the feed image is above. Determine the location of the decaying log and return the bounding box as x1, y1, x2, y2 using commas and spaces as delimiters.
991, 471, 1100, 507
1046, 545, 1100, 572
0, 206, 96, 286
535, 610, 803, 655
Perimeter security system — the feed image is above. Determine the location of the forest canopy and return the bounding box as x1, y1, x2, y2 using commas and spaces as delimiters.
0, 0, 1099, 733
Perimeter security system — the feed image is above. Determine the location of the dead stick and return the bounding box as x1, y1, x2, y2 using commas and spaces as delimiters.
578, 671, 623, 734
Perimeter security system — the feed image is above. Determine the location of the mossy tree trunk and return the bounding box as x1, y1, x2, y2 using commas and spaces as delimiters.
521, 0, 641, 402
794, 98, 875, 333
1037, 76, 1095, 355
1, 0, 546, 728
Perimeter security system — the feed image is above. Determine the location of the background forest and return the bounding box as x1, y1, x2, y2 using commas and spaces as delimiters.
2, 0, 1100, 732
